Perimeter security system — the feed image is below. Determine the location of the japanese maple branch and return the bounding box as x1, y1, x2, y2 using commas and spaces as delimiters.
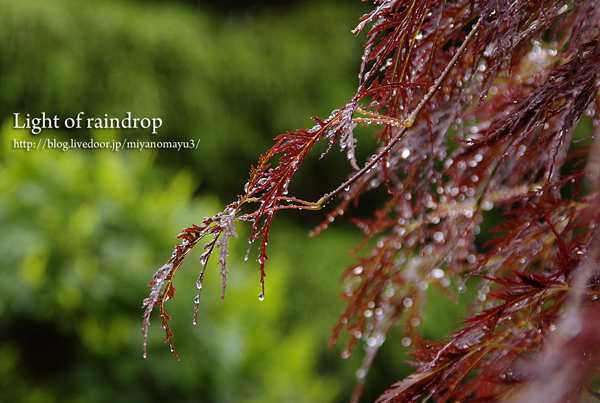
312, 17, 482, 209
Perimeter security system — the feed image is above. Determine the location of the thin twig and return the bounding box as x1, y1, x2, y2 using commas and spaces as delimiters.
309, 17, 481, 209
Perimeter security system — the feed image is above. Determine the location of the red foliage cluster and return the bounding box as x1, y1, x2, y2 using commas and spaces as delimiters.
143, 1, 600, 402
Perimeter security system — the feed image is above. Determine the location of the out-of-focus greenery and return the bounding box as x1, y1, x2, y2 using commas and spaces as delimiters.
0, 123, 366, 403
0, 1, 465, 402
0, 0, 368, 201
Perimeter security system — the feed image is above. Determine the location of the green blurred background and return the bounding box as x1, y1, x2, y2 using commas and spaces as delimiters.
0, 1, 461, 402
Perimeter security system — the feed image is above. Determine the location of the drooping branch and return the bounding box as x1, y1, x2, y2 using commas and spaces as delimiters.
142, 4, 600, 403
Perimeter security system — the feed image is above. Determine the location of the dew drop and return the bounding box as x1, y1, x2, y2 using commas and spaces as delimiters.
258, 292, 265, 301
341, 350, 351, 359
401, 337, 412, 347
431, 268, 445, 278
481, 200, 494, 211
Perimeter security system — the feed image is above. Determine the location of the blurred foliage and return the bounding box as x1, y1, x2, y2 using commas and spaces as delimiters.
0, 0, 466, 402
0, 123, 364, 403
0, 0, 370, 201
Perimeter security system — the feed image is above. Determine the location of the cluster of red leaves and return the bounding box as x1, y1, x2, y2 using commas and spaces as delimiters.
143, 1, 600, 402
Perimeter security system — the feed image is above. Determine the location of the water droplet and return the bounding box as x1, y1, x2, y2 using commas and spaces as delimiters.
356, 369, 365, 379
403, 298, 413, 308
401, 337, 412, 347
482, 200, 494, 211
431, 268, 445, 279
258, 292, 265, 301
341, 350, 351, 359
